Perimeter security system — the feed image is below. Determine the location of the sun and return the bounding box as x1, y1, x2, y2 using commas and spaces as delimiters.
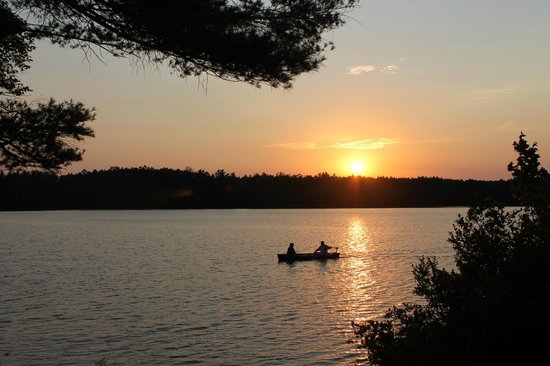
350, 161, 365, 175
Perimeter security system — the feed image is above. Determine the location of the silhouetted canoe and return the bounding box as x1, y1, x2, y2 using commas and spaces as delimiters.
277, 252, 340, 262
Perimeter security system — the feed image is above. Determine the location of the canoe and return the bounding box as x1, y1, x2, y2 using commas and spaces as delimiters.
277, 252, 340, 262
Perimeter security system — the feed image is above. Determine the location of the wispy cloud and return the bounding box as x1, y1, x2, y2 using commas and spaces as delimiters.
331, 138, 400, 150
406, 138, 458, 145
347, 59, 405, 76
381, 64, 399, 74
263, 142, 318, 150
265, 138, 400, 150
346, 65, 376, 75
497, 120, 515, 130
472, 88, 512, 100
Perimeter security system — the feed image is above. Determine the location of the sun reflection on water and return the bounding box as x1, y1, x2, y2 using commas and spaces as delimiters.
324, 218, 374, 364
337, 218, 377, 323
347, 219, 370, 253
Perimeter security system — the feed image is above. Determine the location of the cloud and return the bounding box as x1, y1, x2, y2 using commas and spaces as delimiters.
266, 138, 400, 150
472, 88, 512, 100
346, 65, 376, 75
263, 142, 319, 150
497, 120, 515, 130
381, 64, 399, 74
347, 63, 402, 75
407, 138, 457, 145
331, 138, 400, 150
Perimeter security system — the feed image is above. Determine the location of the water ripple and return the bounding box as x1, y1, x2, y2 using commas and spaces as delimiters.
0, 208, 461, 365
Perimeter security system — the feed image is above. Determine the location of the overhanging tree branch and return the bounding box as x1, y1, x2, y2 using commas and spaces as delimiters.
10, 0, 358, 88
0, 99, 95, 172
1, 0, 358, 172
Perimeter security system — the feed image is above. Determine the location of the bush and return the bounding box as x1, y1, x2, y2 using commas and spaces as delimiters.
354, 133, 550, 365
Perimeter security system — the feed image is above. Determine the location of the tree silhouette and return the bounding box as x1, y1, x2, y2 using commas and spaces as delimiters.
0, 0, 34, 96
0, 0, 357, 171
0, 99, 95, 172
507, 132, 550, 210
14, 0, 357, 88
0, 168, 515, 210
354, 133, 550, 365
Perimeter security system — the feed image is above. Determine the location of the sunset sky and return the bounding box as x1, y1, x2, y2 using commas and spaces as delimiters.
21, 0, 550, 179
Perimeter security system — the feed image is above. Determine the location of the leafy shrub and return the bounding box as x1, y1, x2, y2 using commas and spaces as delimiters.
354, 133, 550, 365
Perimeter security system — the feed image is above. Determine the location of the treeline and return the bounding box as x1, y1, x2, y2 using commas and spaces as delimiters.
0, 167, 516, 210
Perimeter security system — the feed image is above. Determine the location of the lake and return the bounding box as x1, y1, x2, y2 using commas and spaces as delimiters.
0, 208, 463, 365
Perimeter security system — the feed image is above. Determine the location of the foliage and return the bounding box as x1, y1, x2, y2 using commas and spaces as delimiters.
0, 0, 357, 171
354, 133, 550, 365
0, 168, 515, 210
9, 0, 357, 89
0, 0, 34, 96
507, 132, 550, 210
0, 98, 95, 172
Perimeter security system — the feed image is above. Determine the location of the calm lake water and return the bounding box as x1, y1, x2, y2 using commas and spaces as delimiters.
0, 208, 463, 366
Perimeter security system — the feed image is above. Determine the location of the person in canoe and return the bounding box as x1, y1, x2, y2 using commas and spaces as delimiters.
286, 243, 296, 256
314, 241, 332, 254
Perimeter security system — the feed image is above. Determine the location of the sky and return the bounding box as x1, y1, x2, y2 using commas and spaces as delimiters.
20, 0, 550, 179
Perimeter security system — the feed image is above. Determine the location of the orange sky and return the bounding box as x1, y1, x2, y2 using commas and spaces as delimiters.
21, 1, 550, 179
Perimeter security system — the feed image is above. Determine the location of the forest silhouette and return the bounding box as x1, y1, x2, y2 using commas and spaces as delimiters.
1, 168, 514, 210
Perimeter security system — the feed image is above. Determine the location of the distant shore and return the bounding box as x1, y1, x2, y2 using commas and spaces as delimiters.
0, 167, 515, 210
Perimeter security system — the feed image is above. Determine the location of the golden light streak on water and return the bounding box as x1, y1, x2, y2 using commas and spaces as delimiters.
337, 219, 376, 323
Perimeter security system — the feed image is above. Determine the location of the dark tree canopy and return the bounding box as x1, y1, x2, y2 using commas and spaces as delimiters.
0, 98, 95, 172
0, 170, 516, 210
507, 132, 550, 209
354, 133, 550, 366
11, 0, 357, 88
0, 0, 357, 171
0, 0, 34, 96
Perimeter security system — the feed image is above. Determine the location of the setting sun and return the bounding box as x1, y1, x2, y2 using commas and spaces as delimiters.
350, 161, 365, 175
